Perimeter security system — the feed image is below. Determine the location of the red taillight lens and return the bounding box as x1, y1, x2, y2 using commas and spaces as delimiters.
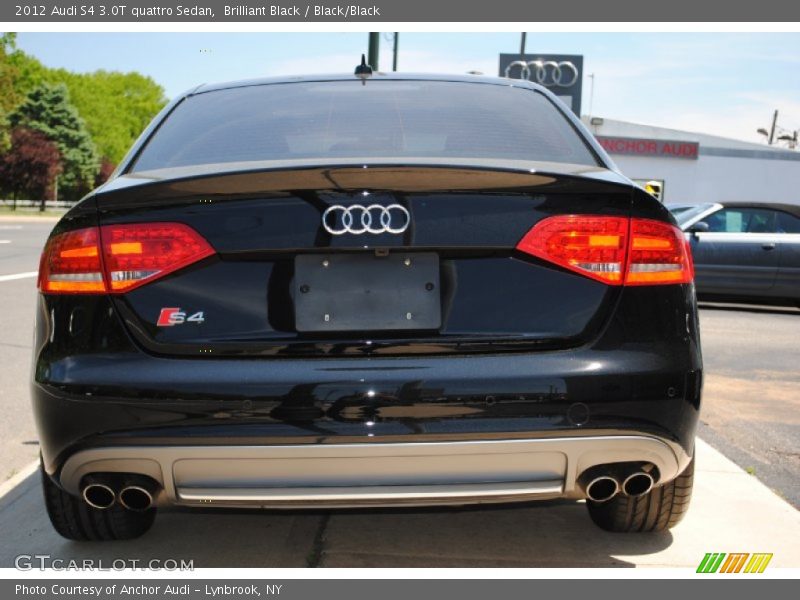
626, 218, 693, 286
100, 223, 215, 292
38, 227, 105, 294
516, 215, 693, 286
515, 215, 628, 284
38, 222, 214, 294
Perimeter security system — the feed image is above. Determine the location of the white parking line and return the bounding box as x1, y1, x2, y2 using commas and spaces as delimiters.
0, 271, 38, 283
0, 225, 23, 230
0, 240, 11, 244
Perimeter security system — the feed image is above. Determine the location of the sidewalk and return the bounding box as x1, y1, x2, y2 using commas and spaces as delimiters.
320, 438, 800, 567
0, 214, 62, 223
1, 439, 798, 568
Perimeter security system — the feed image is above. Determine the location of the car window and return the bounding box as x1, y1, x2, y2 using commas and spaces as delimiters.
674, 204, 717, 228
667, 205, 693, 216
777, 211, 800, 233
131, 80, 600, 172
703, 208, 778, 234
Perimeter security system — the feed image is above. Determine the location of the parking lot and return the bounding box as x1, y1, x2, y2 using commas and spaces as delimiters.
1, 216, 799, 568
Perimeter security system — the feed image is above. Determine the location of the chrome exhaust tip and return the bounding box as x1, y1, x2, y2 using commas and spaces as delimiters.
585, 476, 620, 503
118, 485, 155, 512
82, 483, 116, 510
622, 472, 654, 497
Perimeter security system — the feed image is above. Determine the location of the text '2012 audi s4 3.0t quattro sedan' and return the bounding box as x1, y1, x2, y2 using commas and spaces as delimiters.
33, 70, 701, 541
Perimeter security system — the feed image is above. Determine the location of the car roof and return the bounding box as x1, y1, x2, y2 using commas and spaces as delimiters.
720, 202, 800, 218
191, 72, 549, 96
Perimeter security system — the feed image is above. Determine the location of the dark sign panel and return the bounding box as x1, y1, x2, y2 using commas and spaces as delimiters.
596, 136, 699, 160
498, 54, 583, 116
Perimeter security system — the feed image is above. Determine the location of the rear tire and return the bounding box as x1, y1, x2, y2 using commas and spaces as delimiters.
41, 462, 156, 541
586, 455, 694, 533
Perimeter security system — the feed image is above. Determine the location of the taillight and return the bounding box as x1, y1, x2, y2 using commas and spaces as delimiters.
38, 227, 105, 294
625, 218, 694, 286
516, 215, 693, 286
100, 223, 215, 292
38, 223, 214, 294
516, 215, 628, 284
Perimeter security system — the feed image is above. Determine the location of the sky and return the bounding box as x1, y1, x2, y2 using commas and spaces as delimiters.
13, 32, 800, 145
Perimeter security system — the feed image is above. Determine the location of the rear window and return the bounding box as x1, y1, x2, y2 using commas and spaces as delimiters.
131, 80, 599, 172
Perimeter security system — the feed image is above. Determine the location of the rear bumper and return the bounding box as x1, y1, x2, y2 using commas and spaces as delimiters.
58, 434, 690, 508
33, 341, 701, 478
32, 284, 703, 507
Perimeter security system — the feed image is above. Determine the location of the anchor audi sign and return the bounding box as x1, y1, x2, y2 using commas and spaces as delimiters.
595, 136, 700, 160
499, 54, 584, 115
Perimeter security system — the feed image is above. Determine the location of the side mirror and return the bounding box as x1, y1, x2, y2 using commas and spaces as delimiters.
688, 221, 709, 235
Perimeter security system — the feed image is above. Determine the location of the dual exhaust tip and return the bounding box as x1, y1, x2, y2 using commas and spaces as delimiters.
581, 468, 656, 503
81, 476, 157, 511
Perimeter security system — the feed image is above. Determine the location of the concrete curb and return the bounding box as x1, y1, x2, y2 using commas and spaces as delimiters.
0, 215, 61, 223
0, 460, 38, 502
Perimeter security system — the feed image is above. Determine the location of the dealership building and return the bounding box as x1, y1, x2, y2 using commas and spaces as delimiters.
583, 117, 800, 207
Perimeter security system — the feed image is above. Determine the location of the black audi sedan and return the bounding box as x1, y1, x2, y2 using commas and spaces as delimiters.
33, 71, 701, 540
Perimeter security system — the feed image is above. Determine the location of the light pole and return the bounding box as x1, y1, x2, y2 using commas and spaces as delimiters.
768, 109, 778, 145
368, 32, 380, 71
757, 110, 779, 144
757, 110, 798, 149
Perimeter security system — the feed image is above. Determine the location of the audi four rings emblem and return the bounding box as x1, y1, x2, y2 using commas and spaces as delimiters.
503, 60, 579, 88
322, 204, 411, 235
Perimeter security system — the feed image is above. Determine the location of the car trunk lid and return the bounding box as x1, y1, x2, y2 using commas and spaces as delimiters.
95, 163, 633, 356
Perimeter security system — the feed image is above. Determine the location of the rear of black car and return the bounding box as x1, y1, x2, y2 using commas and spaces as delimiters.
31, 75, 701, 540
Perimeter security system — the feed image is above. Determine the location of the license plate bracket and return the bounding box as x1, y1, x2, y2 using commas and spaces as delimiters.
294, 253, 441, 332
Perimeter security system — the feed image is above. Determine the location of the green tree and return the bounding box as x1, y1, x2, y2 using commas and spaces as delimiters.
51, 69, 167, 163
10, 83, 98, 199
5, 44, 167, 166
0, 34, 20, 113
0, 33, 17, 48
0, 33, 22, 152
4, 39, 47, 102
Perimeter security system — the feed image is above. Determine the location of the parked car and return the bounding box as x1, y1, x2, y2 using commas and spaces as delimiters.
666, 203, 699, 218
677, 202, 800, 307
33, 71, 701, 540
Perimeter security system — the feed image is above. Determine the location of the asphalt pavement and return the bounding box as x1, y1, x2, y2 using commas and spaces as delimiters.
0, 215, 798, 568
698, 302, 800, 507
0, 219, 54, 483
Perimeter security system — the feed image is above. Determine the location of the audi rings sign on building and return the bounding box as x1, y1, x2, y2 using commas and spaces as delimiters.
498, 53, 583, 115
322, 204, 411, 235
503, 60, 579, 88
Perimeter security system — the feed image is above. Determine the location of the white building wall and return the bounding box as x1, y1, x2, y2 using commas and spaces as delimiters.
585, 117, 800, 207
611, 154, 800, 206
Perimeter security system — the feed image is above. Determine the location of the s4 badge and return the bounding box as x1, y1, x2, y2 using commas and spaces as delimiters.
157, 308, 205, 327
